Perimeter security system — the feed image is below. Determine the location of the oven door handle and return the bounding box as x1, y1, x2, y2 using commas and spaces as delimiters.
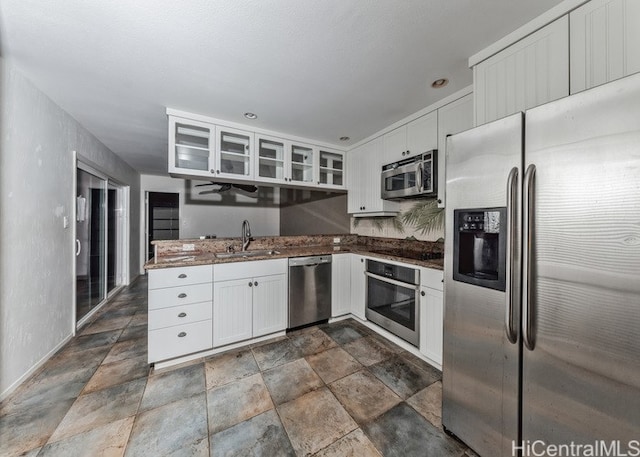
364, 271, 420, 291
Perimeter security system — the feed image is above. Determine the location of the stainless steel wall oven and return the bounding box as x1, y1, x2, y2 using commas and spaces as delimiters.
365, 259, 420, 346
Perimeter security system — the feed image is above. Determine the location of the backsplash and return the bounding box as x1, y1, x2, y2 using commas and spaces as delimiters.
350, 199, 444, 242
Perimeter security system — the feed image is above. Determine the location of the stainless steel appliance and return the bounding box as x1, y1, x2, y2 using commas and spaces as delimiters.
288, 256, 332, 328
381, 150, 437, 199
443, 74, 640, 456
365, 259, 420, 346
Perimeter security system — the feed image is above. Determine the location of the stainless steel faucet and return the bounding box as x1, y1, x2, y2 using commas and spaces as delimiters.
241, 220, 252, 251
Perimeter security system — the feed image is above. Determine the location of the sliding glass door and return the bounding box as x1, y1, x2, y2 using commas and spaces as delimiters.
76, 163, 126, 325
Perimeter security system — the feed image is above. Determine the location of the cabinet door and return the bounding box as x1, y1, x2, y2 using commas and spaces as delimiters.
318, 149, 346, 189
382, 126, 408, 164
570, 0, 640, 93
252, 274, 287, 337
213, 278, 253, 347
289, 143, 316, 185
255, 135, 287, 184
436, 94, 473, 208
215, 126, 254, 180
406, 111, 438, 159
347, 144, 364, 213
474, 16, 569, 126
420, 286, 443, 367
168, 117, 216, 178
331, 254, 351, 317
349, 255, 367, 320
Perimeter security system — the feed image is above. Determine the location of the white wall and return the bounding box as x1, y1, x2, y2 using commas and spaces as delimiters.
140, 174, 280, 267
0, 59, 141, 398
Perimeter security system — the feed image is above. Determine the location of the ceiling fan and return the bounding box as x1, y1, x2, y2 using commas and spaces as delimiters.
194, 181, 258, 194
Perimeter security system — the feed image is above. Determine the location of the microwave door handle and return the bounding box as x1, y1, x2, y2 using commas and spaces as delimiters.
417, 164, 424, 192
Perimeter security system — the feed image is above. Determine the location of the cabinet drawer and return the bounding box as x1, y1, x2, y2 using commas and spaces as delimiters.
148, 264, 213, 289
148, 319, 213, 363
420, 267, 444, 291
214, 258, 287, 281
148, 283, 212, 310
149, 301, 212, 330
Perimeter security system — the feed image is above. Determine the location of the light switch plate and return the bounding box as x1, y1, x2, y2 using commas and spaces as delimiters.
63, 216, 69, 229
333, 237, 341, 244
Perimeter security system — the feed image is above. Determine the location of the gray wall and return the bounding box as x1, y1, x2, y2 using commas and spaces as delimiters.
279, 190, 349, 235
0, 59, 141, 397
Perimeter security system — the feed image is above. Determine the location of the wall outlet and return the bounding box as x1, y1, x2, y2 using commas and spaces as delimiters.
182, 243, 195, 251
333, 237, 341, 244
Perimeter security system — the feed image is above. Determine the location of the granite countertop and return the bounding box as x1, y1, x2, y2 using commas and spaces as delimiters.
145, 239, 443, 271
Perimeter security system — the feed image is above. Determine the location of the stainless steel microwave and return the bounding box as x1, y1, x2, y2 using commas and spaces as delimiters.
381, 150, 437, 200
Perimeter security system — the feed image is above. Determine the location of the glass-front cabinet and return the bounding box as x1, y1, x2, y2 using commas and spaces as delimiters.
215, 127, 254, 180
318, 149, 345, 188
290, 143, 315, 185
256, 135, 287, 183
169, 118, 215, 178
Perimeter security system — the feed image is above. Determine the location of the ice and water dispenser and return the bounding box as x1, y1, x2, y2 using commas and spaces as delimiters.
453, 208, 506, 291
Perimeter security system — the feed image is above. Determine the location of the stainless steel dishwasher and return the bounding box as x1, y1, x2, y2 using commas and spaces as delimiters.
288, 255, 332, 328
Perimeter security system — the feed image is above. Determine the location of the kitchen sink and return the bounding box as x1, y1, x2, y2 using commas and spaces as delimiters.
215, 250, 280, 259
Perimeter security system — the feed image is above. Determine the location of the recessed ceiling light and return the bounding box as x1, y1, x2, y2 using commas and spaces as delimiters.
339, 136, 350, 141
244, 112, 258, 119
431, 78, 449, 89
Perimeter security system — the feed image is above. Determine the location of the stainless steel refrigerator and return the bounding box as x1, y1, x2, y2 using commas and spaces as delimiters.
442, 73, 640, 457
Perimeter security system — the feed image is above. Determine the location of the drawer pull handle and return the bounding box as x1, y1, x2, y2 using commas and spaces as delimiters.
178, 332, 187, 338
178, 274, 187, 279
178, 312, 187, 318
178, 293, 187, 298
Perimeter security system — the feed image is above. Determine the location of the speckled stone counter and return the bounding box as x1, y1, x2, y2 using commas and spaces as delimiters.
145, 235, 444, 271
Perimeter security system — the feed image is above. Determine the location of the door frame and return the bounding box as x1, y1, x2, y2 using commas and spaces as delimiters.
73, 152, 130, 333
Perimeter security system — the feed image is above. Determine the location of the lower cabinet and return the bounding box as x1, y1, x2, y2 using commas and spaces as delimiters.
350, 255, 367, 320
419, 267, 444, 366
331, 254, 351, 317
147, 265, 214, 363
213, 259, 287, 347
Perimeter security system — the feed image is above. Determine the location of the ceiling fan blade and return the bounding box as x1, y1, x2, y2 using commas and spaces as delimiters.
194, 182, 216, 187
232, 183, 258, 193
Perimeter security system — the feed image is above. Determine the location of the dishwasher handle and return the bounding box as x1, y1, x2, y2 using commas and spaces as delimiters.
288, 256, 332, 267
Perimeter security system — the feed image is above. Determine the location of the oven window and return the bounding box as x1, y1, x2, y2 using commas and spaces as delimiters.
385, 171, 417, 192
367, 277, 416, 330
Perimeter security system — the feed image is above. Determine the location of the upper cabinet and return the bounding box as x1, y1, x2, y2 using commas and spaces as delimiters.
167, 111, 346, 191
570, 0, 640, 93
382, 111, 437, 164
436, 94, 473, 208
473, 16, 569, 126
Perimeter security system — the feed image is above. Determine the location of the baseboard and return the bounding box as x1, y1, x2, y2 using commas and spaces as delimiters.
0, 333, 74, 402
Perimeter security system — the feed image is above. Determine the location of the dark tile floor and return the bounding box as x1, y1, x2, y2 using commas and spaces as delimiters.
0, 276, 476, 457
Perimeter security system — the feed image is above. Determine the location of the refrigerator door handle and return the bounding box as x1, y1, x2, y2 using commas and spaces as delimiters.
505, 167, 519, 344
522, 164, 536, 351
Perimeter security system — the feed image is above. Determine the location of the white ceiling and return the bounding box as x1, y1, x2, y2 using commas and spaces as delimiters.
0, 0, 562, 174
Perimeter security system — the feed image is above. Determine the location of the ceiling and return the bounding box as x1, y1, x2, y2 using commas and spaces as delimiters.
0, 0, 562, 174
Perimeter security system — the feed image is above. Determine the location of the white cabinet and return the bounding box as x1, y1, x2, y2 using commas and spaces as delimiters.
318, 148, 346, 189
436, 93, 474, 208
474, 16, 569, 126
331, 254, 351, 317
349, 255, 367, 320
347, 137, 400, 216
289, 142, 316, 186
255, 134, 287, 184
147, 265, 214, 363
419, 267, 444, 367
382, 111, 438, 164
213, 259, 287, 347
169, 117, 254, 181
570, 0, 640, 94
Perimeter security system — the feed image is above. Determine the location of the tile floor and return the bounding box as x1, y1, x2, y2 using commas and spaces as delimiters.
1, 276, 476, 456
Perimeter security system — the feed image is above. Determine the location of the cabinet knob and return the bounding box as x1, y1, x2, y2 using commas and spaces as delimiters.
401, 151, 406, 156
406, 150, 410, 155
210, 169, 215, 174
178, 274, 187, 279
178, 332, 187, 338
360, 259, 364, 263
178, 312, 187, 318
421, 291, 426, 297
248, 282, 253, 287
362, 206, 365, 210
254, 281, 258, 287
437, 199, 442, 204
217, 170, 220, 174
178, 293, 187, 298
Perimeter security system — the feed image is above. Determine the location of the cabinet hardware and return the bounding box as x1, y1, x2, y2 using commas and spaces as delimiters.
210, 169, 215, 173
178, 293, 187, 298
178, 274, 187, 278
248, 282, 253, 287
254, 281, 258, 286
216, 170, 220, 174
178, 332, 187, 337
178, 312, 187, 317
421, 291, 426, 296
402, 151, 406, 156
